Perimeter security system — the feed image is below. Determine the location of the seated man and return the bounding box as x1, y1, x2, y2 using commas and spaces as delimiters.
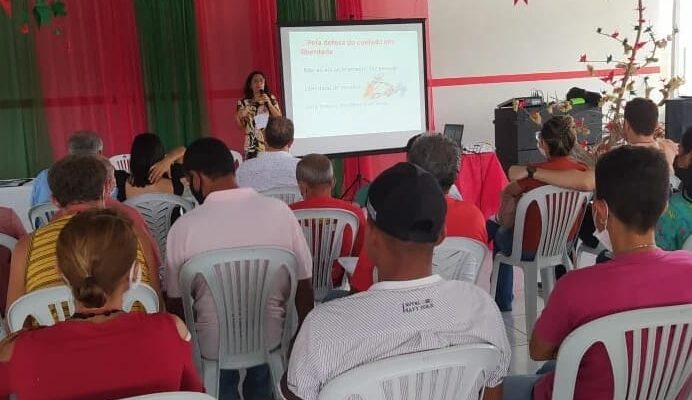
502, 146, 692, 400
282, 162, 510, 400
237, 116, 300, 192
350, 135, 488, 293
7, 155, 161, 314
166, 138, 314, 400
290, 154, 366, 286
31, 131, 104, 206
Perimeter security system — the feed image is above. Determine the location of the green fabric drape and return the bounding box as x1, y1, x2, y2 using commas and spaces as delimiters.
134, 0, 205, 150
0, 1, 52, 178
277, 0, 335, 25
277, 0, 341, 194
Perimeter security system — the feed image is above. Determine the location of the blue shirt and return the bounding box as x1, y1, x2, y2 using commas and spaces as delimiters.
30, 169, 51, 207
656, 192, 692, 250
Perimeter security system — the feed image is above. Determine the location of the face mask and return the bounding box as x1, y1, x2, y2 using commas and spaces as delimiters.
129, 262, 142, 289
592, 202, 613, 252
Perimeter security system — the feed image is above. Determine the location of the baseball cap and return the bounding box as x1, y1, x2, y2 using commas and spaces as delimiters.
366, 162, 447, 243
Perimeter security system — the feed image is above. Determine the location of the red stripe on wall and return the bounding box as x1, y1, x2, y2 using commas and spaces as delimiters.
429, 66, 661, 87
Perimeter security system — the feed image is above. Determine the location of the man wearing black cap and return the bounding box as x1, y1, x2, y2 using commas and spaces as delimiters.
282, 162, 510, 400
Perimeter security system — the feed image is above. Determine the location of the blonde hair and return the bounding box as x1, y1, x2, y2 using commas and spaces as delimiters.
56, 209, 138, 308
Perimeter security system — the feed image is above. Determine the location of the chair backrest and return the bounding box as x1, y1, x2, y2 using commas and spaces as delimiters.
552, 304, 692, 400
178, 248, 298, 372
110, 154, 131, 173
230, 150, 244, 169
0, 233, 17, 251
124, 193, 195, 264
511, 185, 590, 265
293, 208, 360, 301
432, 237, 488, 284
682, 235, 692, 251
260, 186, 303, 205
119, 392, 216, 400
28, 202, 58, 230
7, 284, 159, 332
318, 344, 502, 400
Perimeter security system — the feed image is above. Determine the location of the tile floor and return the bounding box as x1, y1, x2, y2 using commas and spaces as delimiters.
503, 253, 597, 375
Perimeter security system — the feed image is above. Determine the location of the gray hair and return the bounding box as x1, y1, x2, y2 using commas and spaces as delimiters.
296, 154, 334, 186
407, 135, 461, 192
68, 131, 103, 155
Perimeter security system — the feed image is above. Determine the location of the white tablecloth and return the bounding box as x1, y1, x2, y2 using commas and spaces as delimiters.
0, 181, 34, 232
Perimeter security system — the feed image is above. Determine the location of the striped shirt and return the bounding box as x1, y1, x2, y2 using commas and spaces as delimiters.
287, 275, 511, 400
26, 214, 152, 294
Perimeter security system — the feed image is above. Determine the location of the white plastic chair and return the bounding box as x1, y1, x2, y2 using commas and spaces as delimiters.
682, 235, 692, 251
28, 202, 58, 230
110, 154, 131, 173
293, 208, 360, 302
0, 233, 17, 252
260, 186, 303, 205
552, 304, 692, 400
178, 247, 299, 399
230, 150, 244, 169
119, 392, 216, 399
7, 283, 159, 332
432, 237, 488, 284
125, 193, 195, 286
317, 344, 502, 400
490, 185, 590, 336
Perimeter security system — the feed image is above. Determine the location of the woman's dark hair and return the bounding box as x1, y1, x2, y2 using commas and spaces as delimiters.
539, 116, 576, 157
129, 133, 165, 187
243, 70, 269, 100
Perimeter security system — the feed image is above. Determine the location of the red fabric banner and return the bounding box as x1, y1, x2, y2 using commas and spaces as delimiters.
33, 0, 147, 159
195, 0, 280, 152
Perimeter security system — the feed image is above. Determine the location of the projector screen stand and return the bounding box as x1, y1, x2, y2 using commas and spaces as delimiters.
340, 157, 371, 201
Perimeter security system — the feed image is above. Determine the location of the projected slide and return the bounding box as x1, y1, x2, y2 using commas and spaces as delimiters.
280, 21, 427, 156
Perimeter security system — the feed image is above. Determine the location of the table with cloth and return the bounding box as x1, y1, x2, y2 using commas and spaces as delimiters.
0, 180, 34, 232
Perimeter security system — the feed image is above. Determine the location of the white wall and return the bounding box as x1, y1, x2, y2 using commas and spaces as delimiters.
427, 0, 673, 144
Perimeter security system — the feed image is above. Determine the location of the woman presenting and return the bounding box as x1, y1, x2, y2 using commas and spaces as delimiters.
235, 71, 282, 159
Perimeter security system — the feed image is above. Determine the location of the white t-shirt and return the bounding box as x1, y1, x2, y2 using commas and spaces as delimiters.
166, 188, 312, 359
287, 275, 511, 400
236, 151, 300, 192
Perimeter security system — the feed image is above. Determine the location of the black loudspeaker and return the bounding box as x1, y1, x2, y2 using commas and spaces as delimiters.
665, 97, 692, 142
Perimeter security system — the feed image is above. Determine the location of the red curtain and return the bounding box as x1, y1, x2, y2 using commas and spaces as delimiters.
195, 0, 281, 152
336, 0, 363, 20
34, 0, 147, 159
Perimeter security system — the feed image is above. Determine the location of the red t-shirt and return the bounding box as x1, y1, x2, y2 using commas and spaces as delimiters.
0, 312, 204, 400
350, 196, 488, 292
517, 156, 587, 251
533, 249, 692, 400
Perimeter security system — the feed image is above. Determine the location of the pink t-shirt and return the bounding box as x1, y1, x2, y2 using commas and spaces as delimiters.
166, 188, 313, 360
533, 249, 692, 400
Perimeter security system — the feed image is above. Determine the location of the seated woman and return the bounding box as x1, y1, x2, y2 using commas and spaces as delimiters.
674, 127, 692, 185
657, 164, 692, 250
115, 133, 185, 201
490, 116, 587, 311
0, 209, 203, 399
